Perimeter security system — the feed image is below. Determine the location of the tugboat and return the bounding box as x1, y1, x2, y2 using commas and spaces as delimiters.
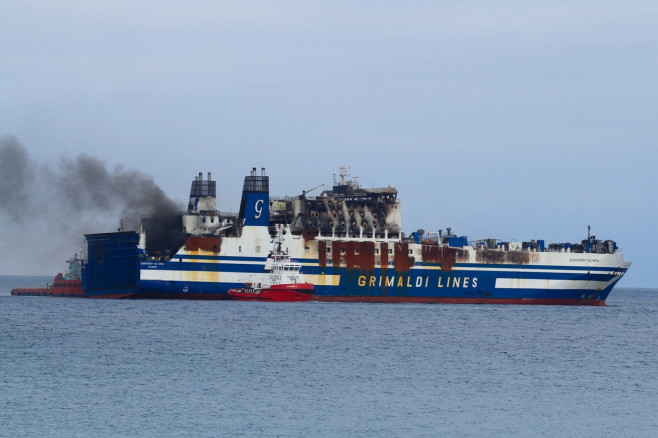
11, 255, 84, 297
227, 282, 314, 301
228, 226, 314, 302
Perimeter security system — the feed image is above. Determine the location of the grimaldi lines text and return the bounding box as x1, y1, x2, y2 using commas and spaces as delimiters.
357, 274, 479, 289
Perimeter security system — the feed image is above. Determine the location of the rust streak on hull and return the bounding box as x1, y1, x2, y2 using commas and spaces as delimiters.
419, 245, 468, 272
185, 236, 221, 252
318, 240, 327, 267
394, 242, 411, 272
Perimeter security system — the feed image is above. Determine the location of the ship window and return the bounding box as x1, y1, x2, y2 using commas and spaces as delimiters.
389, 249, 393, 254
239, 246, 242, 253
340, 248, 345, 254
375, 249, 379, 254
327, 247, 331, 253
354, 248, 359, 254
409, 250, 413, 255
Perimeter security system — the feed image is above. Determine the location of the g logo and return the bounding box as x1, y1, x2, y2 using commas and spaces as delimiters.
254, 200, 263, 219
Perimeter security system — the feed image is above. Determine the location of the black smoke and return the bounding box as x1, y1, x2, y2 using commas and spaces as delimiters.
0, 135, 185, 274
0, 135, 34, 220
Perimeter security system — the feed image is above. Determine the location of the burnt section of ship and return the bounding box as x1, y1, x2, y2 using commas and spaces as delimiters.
314, 225, 619, 274
270, 166, 401, 242
180, 171, 230, 241
145, 166, 402, 261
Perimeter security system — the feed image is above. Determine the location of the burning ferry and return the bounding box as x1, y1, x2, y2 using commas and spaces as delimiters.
85, 167, 630, 304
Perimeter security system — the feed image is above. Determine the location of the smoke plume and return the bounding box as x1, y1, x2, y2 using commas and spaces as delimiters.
0, 135, 185, 275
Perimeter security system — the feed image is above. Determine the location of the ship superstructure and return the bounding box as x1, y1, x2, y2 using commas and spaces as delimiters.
270, 165, 401, 240
128, 167, 630, 304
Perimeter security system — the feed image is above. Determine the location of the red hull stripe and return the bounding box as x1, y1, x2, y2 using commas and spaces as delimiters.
88, 294, 134, 299
311, 296, 607, 306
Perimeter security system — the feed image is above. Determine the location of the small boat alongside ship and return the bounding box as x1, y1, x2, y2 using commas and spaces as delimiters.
227, 283, 314, 301
227, 239, 314, 301
11, 255, 84, 297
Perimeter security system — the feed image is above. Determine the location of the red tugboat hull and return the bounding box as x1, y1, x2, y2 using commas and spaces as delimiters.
11, 273, 84, 297
227, 283, 314, 302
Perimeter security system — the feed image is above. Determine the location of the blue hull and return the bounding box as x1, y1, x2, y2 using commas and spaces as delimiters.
136, 260, 625, 305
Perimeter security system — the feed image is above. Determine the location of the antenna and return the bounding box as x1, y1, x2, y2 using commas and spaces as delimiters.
338, 165, 350, 185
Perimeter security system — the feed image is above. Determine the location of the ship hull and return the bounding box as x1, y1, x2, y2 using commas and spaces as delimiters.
311, 296, 606, 305
135, 280, 232, 300
136, 250, 627, 305
306, 262, 622, 305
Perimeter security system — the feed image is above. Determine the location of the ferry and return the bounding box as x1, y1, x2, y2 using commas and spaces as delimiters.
87, 167, 630, 305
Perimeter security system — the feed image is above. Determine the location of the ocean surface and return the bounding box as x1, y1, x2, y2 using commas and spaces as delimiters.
1, 276, 657, 438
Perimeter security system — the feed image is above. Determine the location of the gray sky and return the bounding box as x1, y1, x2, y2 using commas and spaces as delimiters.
1, 1, 656, 287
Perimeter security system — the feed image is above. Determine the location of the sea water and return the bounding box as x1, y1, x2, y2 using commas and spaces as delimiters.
1, 276, 657, 437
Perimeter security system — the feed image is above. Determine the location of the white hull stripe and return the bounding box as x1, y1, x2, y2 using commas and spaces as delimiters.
175, 260, 622, 274
451, 266, 621, 275
495, 278, 615, 290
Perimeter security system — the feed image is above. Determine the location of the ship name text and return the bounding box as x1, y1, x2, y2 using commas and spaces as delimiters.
357, 275, 479, 289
